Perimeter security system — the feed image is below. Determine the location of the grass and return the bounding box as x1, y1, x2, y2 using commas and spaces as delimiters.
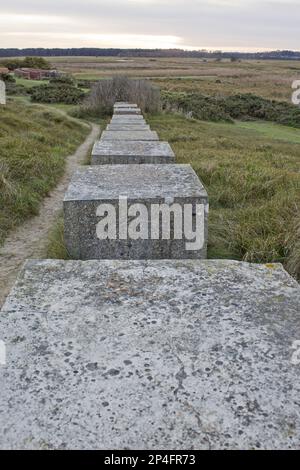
15, 77, 49, 88
42, 56, 300, 102
0, 98, 90, 244
147, 113, 300, 279
235, 121, 300, 144
46, 213, 69, 260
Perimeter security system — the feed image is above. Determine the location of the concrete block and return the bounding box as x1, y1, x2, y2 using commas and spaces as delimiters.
114, 103, 138, 109
106, 124, 151, 131
91, 140, 175, 165
111, 115, 145, 123
114, 108, 141, 115
1, 259, 300, 450
0, 80, 6, 105
110, 119, 146, 126
64, 164, 208, 260
101, 130, 159, 141
111, 114, 144, 119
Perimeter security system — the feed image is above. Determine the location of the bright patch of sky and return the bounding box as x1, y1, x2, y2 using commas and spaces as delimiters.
0, 0, 298, 51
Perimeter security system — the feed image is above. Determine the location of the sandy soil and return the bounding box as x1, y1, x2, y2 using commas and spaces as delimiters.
0, 123, 100, 308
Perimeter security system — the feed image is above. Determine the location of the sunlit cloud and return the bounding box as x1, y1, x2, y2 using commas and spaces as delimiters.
1, 32, 183, 49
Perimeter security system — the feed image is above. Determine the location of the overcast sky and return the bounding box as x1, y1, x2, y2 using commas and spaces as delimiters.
0, 0, 299, 51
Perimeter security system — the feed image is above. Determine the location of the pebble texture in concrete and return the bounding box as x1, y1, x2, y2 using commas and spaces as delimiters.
0, 259, 299, 450
91, 141, 175, 165
101, 130, 159, 141
64, 164, 208, 260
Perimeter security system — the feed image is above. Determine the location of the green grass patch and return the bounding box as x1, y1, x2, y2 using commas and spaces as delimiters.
0, 99, 90, 244
148, 113, 300, 279
235, 121, 300, 144
15, 77, 49, 89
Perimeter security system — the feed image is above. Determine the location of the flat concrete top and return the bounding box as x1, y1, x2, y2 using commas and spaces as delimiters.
64, 164, 207, 201
114, 109, 141, 115
111, 115, 145, 121
112, 114, 144, 118
106, 124, 151, 131
92, 140, 175, 158
114, 103, 138, 108
110, 119, 148, 126
101, 130, 159, 141
1, 259, 300, 450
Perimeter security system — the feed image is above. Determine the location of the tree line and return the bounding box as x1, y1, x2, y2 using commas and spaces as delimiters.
0, 48, 299, 60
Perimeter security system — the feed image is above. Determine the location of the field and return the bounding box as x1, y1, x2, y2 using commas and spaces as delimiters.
46, 56, 300, 102
2, 56, 300, 279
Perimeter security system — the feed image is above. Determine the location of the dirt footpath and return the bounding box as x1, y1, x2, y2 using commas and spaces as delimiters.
0, 123, 100, 308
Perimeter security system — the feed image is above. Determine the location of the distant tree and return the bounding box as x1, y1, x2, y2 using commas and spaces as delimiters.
1, 57, 51, 70
22, 57, 51, 69
1, 59, 24, 70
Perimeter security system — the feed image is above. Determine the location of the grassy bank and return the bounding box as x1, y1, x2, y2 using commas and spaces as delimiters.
0, 99, 90, 244
148, 113, 300, 279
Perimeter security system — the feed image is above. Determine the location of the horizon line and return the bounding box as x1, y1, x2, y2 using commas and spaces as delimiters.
0, 46, 300, 54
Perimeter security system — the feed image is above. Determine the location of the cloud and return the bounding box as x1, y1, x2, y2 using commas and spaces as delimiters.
0, 0, 299, 50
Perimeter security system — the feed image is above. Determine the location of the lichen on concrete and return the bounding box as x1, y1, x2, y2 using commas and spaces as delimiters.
0, 259, 299, 449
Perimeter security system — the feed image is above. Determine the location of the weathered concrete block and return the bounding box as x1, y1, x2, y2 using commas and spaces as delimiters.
114, 108, 141, 115
111, 114, 144, 119
101, 130, 159, 141
0, 80, 6, 105
91, 140, 175, 165
64, 164, 208, 260
114, 103, 138, 109
111, 116, 145, 123
110, 119, 146, 126
106, 124, 151, 131
1, 259, 299, 450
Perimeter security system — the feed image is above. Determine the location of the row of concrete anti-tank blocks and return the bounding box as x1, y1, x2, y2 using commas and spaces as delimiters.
63, 102, 209, 260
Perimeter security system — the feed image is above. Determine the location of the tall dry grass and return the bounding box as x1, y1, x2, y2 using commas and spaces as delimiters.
81, 76, 161, 117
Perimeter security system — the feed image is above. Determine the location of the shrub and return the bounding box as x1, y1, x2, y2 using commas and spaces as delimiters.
29, 84, 85, 104
1, 57, 51, 71
49, 74, 75, 86
5, 82, 28, 96
162, 91, 233, 122
163, 91, 300, 127
22, 57, 51, 70
0, 73, 16, 83
82, 76, 161, 117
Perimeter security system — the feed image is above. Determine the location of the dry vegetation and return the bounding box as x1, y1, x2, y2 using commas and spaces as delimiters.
49, 56, 300, 102
80, 76, 161, 117
147, 113, 300, 280
0, 99, 89, 243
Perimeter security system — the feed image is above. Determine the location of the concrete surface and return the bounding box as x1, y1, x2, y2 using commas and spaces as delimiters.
1, 259, 299, 450
91, 140, 175, 165
101, 130, 159, 141
64, 164, 208, 260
